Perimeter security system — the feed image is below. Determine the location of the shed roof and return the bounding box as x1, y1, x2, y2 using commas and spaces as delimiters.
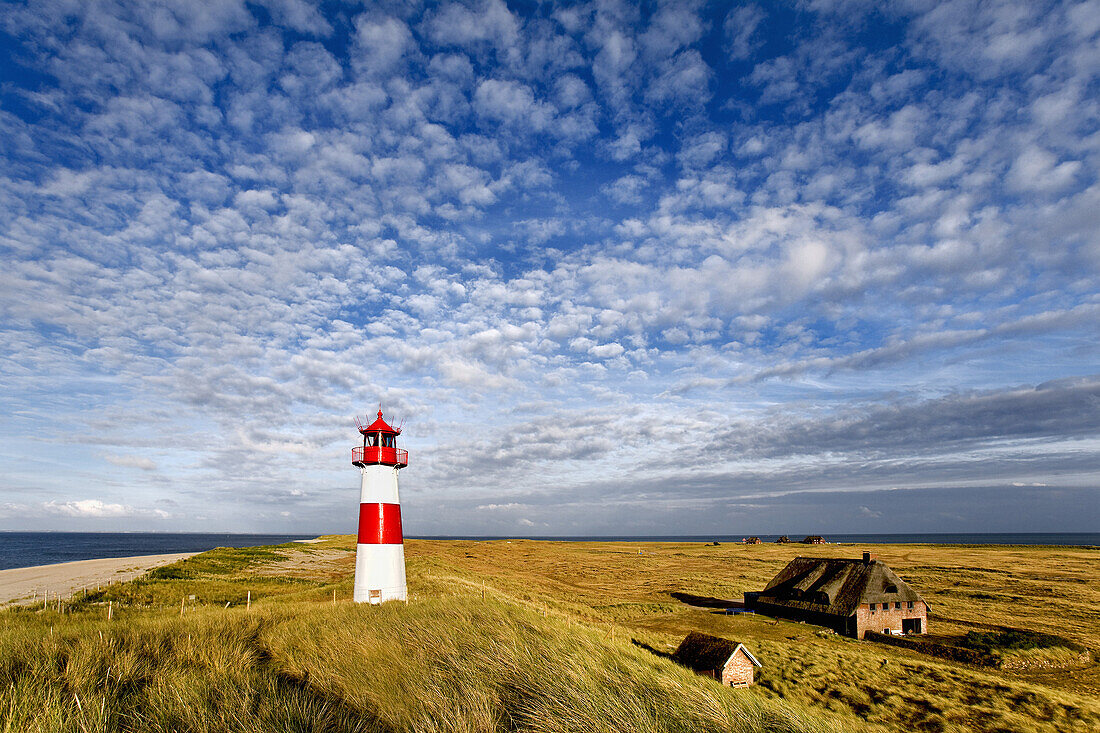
672, 632, 761, 673
755, 556, 925, 617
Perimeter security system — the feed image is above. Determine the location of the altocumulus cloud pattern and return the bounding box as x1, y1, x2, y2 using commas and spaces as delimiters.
0, 1, 1097, 535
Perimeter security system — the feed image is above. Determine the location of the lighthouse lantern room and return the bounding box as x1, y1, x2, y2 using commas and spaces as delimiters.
351, 409, 408, 604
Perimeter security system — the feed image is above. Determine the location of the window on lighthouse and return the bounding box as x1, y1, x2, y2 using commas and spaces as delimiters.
381, 434, 395, 448
366, 433, 379, 447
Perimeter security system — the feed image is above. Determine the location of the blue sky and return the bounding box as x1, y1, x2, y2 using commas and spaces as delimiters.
1, 0, 1098, 536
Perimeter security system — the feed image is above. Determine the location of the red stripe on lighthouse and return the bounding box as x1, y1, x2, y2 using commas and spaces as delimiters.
357, 502, 403, 544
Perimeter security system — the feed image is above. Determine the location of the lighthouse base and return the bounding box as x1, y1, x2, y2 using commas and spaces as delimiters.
353, 543, 407, 604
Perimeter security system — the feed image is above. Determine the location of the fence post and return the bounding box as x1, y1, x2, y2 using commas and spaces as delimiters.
246, 591, 251, 611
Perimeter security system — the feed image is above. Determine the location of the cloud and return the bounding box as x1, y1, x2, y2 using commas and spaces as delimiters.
724, 5, 765, 60
41, 500, 170, 519
705, 376, 1100, 460
0, 1, 1097, 535
354, 16, 412, 74
1006, 146, 1081, 193
104, 454, 158, 471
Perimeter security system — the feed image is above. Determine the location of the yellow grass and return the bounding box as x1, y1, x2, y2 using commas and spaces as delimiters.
3, 537, 1097, 733
401, 538, 1100, 732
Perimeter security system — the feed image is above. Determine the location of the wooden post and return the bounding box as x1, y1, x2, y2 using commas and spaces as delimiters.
332, 589, 336, 606
246, 591, 251, 611
107, 601, 113, 621
44, 589, 48, 611
181, 597, 185, 617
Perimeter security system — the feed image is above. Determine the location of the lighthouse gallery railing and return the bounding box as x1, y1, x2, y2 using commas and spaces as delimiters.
351, 446, 409, 466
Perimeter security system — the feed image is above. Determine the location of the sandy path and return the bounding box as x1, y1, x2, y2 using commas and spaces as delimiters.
0, 553, 198, 607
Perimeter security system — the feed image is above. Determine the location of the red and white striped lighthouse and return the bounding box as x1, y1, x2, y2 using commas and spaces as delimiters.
351, 409, 409, 604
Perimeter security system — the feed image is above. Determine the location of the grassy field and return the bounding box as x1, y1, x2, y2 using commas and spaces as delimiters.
2, 537, 1098, 732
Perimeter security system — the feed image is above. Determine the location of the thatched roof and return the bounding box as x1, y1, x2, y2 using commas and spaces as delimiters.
672, 632, 761, 673
755, 556, 925, 617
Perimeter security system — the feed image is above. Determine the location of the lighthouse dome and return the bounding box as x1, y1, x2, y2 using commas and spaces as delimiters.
359, 409, 400, 435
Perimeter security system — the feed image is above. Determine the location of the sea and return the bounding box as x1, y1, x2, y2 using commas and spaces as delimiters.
1, 531, 1096, 572
0, 532, 317, 572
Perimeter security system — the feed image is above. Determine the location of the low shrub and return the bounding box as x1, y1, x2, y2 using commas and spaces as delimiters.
864, 631, 996, 666
957, 630, 1085, 655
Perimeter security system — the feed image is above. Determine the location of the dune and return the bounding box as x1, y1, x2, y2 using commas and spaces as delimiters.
0, 553, 197, 606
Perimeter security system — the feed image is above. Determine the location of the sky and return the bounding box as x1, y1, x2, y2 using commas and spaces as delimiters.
1, 0, 1098, 537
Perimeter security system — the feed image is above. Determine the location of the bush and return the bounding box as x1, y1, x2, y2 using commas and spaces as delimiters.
957, 630, 1085, 655
864, 631, 996, 666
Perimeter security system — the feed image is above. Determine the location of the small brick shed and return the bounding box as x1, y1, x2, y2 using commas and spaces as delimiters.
672, 631, 761, 688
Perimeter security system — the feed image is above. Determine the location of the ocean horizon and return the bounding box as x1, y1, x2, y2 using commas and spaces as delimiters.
0, 532, 317, 572
1, 531, 1096, 572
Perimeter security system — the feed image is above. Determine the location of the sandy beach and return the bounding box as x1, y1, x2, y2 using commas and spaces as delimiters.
0, 553, 197, 607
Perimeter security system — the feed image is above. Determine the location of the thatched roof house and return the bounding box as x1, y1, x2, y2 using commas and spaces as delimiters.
672, 632, 761, 687
746, 552, 929, 638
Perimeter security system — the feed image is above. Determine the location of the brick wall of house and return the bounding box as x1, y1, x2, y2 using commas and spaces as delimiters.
853, 601, 927, 639
721, 650, 755, 687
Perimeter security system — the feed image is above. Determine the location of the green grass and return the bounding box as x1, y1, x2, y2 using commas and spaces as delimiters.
79, 543, 334, 610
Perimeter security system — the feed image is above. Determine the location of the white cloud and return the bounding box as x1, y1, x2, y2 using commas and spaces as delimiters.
354, 16, 412, 74
724, 5, 765, 60
42, 500, 170, 519
1006, 146, 1081, 193
0, 0, 1097, 536
104, 454, 158, 471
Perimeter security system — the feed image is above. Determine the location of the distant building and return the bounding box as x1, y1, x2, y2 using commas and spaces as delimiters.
775, 535, 791, 544
745, 552, 929, 639
672, 632, 761, 688
743, 536, 762, 544
801, 536, 826, 544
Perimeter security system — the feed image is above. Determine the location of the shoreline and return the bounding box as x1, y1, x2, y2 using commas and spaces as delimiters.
0, 552, 198, 607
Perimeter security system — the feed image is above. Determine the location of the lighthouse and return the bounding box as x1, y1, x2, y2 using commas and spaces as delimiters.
351, 409, 409, 604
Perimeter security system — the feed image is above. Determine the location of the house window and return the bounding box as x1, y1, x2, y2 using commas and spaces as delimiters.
870, 604, 876, 613
907, 601, 914, 609
894, 602, 901, 609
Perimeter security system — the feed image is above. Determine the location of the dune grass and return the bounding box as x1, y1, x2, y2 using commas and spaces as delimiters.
4, 537, 1098, 733
403, 538, 1100, 733
1, 597, 851, 733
